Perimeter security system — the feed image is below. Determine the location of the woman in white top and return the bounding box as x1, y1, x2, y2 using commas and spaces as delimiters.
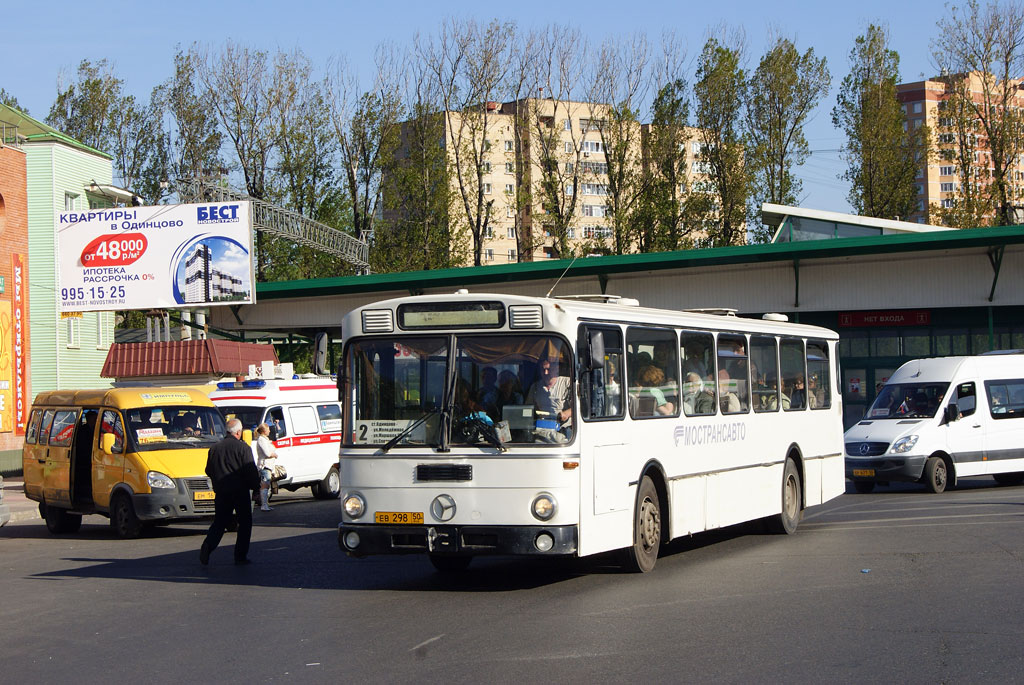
255, 422, 278, 511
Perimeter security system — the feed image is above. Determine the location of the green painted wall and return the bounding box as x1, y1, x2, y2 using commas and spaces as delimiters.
25, 142, 116, 398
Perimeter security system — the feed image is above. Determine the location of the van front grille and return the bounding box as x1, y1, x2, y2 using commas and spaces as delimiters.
846, 442, 890, 457
185, 477, 216, 513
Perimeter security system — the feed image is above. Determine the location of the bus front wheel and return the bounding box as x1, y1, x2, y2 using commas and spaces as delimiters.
768, 458, 802, 535
625, 475, 662, 573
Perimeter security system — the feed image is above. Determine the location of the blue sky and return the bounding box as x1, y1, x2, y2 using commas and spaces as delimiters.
3, 0, 952, 213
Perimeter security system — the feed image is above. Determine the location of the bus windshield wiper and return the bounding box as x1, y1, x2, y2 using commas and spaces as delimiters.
381, 410, 437, 454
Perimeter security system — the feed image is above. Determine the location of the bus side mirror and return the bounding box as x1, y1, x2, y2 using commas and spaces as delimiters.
945, 404, 960, 423
101, 433, 116, 455
588, 331, 605, 371
242, 429, 253, 445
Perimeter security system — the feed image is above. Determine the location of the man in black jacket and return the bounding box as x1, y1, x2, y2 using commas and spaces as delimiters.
200, 418, 260, 566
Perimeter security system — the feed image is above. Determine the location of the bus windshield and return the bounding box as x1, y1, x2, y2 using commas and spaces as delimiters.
344, 334, 573, 448
123, 405, 227, 451
866, 383, 950, 419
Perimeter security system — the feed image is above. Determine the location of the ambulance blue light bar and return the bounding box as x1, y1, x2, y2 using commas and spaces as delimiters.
216, 380, 267, 390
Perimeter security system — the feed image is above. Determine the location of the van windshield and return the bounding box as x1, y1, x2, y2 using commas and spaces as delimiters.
866, 383, 950, 419
123, 405, 226, 451
217, 406, 264, 433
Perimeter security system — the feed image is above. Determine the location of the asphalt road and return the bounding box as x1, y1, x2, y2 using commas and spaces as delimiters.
1, 480, 1023, 684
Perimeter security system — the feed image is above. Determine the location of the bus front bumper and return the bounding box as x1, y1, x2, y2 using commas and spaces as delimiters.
338, 523, 578, 557
845, 455, 927, 483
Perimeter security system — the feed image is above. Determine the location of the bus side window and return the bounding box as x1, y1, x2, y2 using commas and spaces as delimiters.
25, 409, 41, 444
780, 339, 806, 411
807, 340, 831, 409
100, 410, 125, 454
681, 331, 716, 416
717, 333, 748, 414
751, 336, 778, 413
952, 382, 976, 418
580, 326, 623, 420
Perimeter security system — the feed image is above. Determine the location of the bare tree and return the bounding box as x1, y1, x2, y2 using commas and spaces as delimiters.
587, 32, 652, 255
420, 18, 515, 266
933, 0, 1024, 225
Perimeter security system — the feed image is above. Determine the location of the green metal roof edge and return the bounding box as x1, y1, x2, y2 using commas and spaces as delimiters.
1, 103, 112, 159
254, 224, 1024, 301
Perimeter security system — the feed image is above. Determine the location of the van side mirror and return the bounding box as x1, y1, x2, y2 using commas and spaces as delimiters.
101, 433, 116, 455
313, 331, 329, 375
945, 404, 960, 423
242, 429, 253, 446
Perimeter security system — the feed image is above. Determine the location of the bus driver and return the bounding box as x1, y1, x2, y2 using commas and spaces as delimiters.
526, 357, 572, 443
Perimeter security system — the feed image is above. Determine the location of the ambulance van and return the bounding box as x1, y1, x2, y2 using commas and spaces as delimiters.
210, 375, 342, 499
845, 354, 1024, 493
23, 387, 228, 537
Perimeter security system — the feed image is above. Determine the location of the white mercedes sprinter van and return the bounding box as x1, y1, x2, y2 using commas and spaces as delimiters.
845, 354, 1024, 493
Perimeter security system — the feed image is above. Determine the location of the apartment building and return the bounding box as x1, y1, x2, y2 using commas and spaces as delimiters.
898, 72, 1024, 224
388, 98, 710, 265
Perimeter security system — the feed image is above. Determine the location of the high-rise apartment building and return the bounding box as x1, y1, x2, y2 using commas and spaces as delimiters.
898, 72, 1024, 224
386, 98, 712, 265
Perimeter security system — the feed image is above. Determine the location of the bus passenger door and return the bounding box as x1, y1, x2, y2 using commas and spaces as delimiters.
43, 409, 79, 508
577, 326, 634, 557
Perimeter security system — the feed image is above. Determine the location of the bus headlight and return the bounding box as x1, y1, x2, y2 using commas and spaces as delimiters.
532, 493, 556, 521
147, 471, 175, 489
890, 435, 919, 454
343, 492, 366, 519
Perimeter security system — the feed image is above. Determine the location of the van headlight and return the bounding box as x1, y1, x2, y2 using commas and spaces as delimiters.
890, 435, 919, 454
147, 471, 175, 489
343, 492, 366, 519
532, 493, 557, 521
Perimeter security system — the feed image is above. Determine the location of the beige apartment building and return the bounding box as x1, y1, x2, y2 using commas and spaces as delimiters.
389, 98, 709, 265
898, 72, 1024, 224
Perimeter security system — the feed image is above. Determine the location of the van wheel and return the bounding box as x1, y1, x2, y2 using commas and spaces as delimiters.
768, 458, 802, 534
993, 472, 1024, 486
110, 493, 143, 539
853, 480, 876, 494
44, 505, 82, 534
923, 456, 948, 494
624, 475, 662, 573
313, 467, 341, 500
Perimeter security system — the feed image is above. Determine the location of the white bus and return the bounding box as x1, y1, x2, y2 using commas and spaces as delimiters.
337, 291, 845, 572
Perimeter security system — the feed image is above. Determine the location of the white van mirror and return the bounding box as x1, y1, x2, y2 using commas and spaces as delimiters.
101, 432, 116, 455
945, 404, 960, 423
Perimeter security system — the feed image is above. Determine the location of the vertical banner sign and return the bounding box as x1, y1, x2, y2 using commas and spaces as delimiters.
0, 300, 12, 432
56, 202, 254, 312
12, 253, 27, 435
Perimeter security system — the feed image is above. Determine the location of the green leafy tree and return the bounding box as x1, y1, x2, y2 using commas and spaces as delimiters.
745, 37, 830, 242
47, 59, 122, 152
833, 25, 927, 220
933, 0, 1024, 226
693, 37, 750, 247
0, 88, 25, 113
931, 75, 993, 227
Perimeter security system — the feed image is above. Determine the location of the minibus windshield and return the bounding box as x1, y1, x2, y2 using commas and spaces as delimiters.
217, 406, 264, 433
123, 405, 227, 451
866, 383, 950, 419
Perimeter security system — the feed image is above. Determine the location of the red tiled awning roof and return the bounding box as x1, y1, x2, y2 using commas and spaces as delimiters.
102, 340, 278, 378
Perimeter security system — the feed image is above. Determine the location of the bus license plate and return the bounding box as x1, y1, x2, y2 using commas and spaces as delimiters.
852, 469, 875, 477
193, 491, 216, 501
375, 511, 424, 525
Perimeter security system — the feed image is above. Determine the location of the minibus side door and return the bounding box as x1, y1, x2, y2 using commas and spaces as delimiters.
94, 409, 127, 509
43, 409, 79, 507
944, 381, 987, 478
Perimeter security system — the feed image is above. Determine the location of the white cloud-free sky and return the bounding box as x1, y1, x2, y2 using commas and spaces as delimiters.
2, 0, 954, 214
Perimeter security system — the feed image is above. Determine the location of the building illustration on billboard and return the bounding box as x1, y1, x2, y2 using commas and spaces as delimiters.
178, 239, 251, 304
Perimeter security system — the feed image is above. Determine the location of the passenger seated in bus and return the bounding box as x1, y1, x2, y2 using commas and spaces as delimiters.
477, 367, 499, 415
683, 372, 715, 415
762, 372, 790, 410
788, 375, 807, 409
808, 374, 825, 408
637, 365, 675, 416
652, 342, 679, 408
526, 358, 571, 443
128, 408, 163, 437
683, 342, 709, 379
497, 370, 524, 410
718, 369, 742, 413
605, 359, 621, 415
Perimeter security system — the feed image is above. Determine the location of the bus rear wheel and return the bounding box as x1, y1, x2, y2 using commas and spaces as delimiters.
312, 466, 341, 500
625, 475, 662, 573
768, 458, 802, 534
923, 456, 948, 494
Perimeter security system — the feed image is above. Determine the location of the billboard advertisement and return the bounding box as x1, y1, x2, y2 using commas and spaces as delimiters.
56, 201, 254, 312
